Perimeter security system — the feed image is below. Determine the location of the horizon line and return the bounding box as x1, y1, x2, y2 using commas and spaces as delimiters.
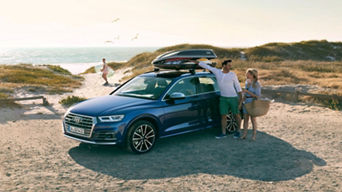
0, 39, 340, 49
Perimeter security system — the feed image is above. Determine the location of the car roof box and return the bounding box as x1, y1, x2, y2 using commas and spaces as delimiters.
152, 49, 217, 70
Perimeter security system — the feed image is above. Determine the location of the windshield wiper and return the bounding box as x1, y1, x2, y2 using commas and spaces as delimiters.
116, 93, 155, 100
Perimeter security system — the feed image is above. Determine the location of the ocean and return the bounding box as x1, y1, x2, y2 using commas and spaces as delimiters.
0, 47, 159, 74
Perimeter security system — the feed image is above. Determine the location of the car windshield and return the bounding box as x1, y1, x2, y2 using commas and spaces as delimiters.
115, 76, 172, 100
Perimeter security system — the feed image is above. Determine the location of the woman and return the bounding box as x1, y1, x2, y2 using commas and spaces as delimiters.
242, 68, 261, 140
101, 58, 109, 85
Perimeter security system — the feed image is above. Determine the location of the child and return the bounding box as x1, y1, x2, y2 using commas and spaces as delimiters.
101, 58, 109, 85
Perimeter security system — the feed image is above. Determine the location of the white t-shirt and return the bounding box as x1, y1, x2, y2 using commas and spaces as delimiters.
199, 61, 242, 97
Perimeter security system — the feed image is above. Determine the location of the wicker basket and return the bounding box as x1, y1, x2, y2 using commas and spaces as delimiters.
245, 99, 271, 117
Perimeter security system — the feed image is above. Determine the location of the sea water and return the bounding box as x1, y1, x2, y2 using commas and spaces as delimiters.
0, 47, 158, 74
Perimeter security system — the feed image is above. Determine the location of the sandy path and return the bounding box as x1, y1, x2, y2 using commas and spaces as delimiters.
0, 71, 341, 191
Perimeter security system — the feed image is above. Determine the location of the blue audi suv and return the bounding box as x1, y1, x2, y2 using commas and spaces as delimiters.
63, 70, 237, 153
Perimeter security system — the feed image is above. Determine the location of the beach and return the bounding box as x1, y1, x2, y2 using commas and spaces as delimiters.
1, 0, 341, 189
0, 68, 341, 191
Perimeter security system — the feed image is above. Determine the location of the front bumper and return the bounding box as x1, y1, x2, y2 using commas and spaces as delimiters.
64, 134, 117, 145
63, 113, 125, 145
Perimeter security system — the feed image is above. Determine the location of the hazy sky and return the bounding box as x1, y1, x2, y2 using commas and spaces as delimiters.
0, 0, 341, 47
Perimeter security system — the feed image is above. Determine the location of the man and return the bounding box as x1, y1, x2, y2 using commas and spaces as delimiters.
198, 59, 243, 139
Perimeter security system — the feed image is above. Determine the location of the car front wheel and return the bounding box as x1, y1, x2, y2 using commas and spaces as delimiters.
126, 120, 156, 154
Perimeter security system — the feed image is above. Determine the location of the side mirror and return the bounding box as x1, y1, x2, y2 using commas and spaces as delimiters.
169, 92, 186, 100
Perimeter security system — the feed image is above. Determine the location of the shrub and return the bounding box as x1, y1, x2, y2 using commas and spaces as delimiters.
59, 96, 87, 107
46, 65, 72, 75
82, 66, 95, 74
0, 92, 19, 108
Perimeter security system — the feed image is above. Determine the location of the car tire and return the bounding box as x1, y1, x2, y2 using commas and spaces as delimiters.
226, 112, 238, 134
126, 120, 157, 154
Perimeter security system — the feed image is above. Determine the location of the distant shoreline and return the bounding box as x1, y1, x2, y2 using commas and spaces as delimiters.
0, 62, 126, 75
0, 46, 159, 67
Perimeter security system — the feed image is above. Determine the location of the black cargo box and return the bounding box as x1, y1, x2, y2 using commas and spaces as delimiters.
152, 49, 217, 70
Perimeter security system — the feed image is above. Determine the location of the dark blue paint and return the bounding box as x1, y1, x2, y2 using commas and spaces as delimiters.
63, 72, 221, 144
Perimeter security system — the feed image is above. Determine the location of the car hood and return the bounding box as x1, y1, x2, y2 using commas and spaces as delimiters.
69, 95, 154, 116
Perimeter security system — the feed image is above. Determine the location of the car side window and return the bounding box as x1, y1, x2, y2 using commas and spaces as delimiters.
167, 77, 197, 97
198, 76, 219, 94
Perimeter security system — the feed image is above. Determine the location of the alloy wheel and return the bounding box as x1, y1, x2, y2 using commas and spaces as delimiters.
132, 124, 156, 153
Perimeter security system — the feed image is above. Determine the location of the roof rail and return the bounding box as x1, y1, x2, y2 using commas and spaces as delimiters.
152, 67, 198, 74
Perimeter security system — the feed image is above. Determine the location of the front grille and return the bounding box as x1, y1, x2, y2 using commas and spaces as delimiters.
64, 113, 94, 137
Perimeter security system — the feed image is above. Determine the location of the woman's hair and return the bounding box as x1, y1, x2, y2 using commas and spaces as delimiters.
246, 68, 259, 88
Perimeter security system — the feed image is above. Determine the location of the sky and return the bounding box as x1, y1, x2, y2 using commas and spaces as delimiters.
0, 0, 341, 47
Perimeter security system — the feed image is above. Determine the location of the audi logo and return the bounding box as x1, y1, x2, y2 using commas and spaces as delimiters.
74, 116, 81, 123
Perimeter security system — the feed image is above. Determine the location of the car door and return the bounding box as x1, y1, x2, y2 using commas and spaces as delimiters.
196, 76, 220, 127
161, 77, 202, 135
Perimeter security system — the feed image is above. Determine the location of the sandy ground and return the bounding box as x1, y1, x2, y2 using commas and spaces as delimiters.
0, 69, 341, 191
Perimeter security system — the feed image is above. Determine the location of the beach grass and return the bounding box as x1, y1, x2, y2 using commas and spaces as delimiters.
59, 95, 87, 107
90, 58, 342, 95
83, 40, 342, 88
0, 88, 19, 107
80, 40, 342, 109
0, 64, 84, 107
0, 64, 83, 92
123, 59, 342, 109
45, 65, 73, 75
230, 60, 342, 92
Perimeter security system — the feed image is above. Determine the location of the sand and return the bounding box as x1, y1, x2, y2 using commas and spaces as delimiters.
0, 69, 341, 191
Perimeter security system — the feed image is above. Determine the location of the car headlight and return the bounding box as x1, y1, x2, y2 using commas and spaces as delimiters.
98, 115, 125, 122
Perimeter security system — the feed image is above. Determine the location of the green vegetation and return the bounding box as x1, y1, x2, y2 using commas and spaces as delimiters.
59, 95, 87, 107
297, 95, 342, 110
46, 65, 72, 75
0, 64, 84, 107
82, 66, 95, 74
245, 40, 342, 61
0, 93, 15, 107
230, 60, 342, 90
0, 88, 19, 107
0, 64, 83, 93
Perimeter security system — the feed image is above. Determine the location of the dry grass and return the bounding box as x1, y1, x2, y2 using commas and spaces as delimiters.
59, 95, 87, 107
84, 53, 342, 96
298, 95, 342, 110
0, 88, 19, 107
0, 93, 16, 107
113, 57, 342, 102
82, 40, 342, 81
0, 64, 83, 93
45, 65, 72, 75
228, 60, 342, 93
227, 60, 342, 110
0, 64, 84, 107
115, 59, 342, 109
80, 41, 342, 109
120, 66, 154, 82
